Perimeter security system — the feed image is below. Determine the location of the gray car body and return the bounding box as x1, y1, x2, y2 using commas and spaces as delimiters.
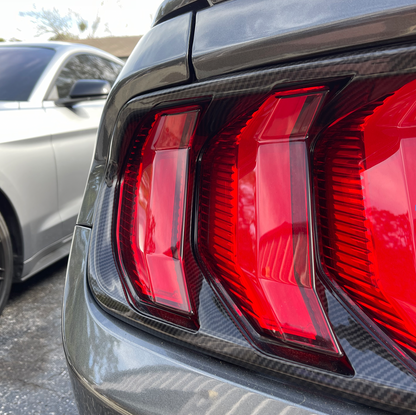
63, 1, 416, 414
0, 42, 123, 281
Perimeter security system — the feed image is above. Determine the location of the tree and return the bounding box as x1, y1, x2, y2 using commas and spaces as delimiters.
19, 7, 102, 40
20, 8, 74, 40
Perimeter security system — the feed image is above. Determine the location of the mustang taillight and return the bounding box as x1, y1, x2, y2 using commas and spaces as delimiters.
315, 79, 416, 360
117, 107, 199, 314
116, 78, 416, 366
198, 88, 340, 354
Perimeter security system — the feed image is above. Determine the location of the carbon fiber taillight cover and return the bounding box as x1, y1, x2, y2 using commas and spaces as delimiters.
88, 43, 416, 413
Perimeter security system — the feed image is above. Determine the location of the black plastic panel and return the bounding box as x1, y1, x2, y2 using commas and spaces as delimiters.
77, 12, 193, 226
193, 0, 416, 80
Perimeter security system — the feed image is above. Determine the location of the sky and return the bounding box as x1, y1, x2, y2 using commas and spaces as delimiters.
1, 0, 164, 41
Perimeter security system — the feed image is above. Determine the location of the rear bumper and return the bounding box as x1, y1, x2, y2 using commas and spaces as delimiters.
62, 226, 382, 415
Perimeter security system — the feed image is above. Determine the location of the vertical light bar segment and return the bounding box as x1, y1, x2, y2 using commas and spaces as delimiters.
243, 91, 338, 352
145, 148, 190, 310
119, 109, 199, 312
199, 89, 340, 354
315, 79, 416, 358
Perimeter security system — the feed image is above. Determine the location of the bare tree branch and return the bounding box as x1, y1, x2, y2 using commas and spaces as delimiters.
19, 8, 74, 39
19, 7, 104, 40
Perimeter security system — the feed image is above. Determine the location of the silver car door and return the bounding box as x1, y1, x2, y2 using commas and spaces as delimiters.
44, 101, 102, 236
0, 107, 62, 262
44, 54, 122, 236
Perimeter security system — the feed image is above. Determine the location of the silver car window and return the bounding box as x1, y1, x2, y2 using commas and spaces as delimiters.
0, 47, 55, 101
53, 54, 123, 99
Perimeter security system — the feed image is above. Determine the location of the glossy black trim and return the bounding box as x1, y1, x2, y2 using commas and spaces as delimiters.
154, 0, 210, 26
77, 13, 193, 226
193, 0, 416, 80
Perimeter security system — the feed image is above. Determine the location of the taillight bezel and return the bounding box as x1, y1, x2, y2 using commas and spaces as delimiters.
87, 42, 416, 413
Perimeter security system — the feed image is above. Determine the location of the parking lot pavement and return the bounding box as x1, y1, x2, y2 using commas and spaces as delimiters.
0, 258, 78, 415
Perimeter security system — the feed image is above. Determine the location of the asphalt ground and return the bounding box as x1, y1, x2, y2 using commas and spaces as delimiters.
0, 258, 78, 415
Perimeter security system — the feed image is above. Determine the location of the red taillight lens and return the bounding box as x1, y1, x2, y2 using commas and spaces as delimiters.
118, 108, 199, 313
315, 79, 416, 358
117, 80, 416, 364
198, 89, 340, 354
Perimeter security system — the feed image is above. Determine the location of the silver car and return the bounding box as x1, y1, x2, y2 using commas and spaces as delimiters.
0, 42, 123, 313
